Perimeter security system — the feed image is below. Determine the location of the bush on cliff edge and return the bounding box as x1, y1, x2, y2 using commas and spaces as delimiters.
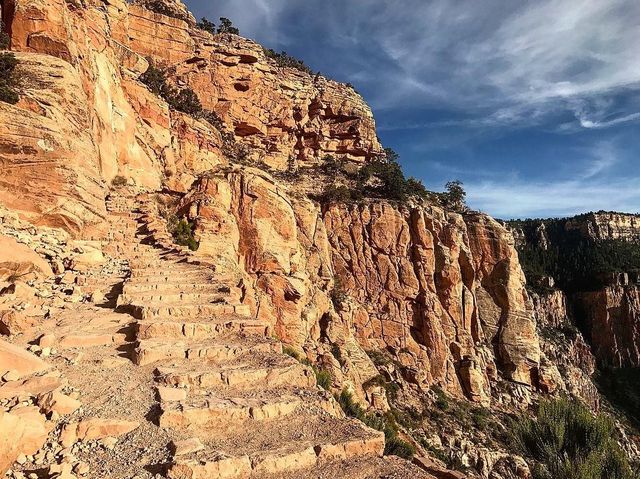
0, 20, 10, 49
0, 52, 19, 104
513, 398, 634, 479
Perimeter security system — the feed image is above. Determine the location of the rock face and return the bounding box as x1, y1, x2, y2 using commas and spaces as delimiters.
0, 235, 53, 281
565, 212, 640, 242
182, 169, 542, 404
509, 213, 640, 371
0, 0, 583, 475
575, 286, 640, 368
325, 206, 540, 397
1, 0, 381, 231
531, 290, 599, 406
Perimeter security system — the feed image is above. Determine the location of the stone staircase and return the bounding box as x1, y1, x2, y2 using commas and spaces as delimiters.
99, 192, 434, 479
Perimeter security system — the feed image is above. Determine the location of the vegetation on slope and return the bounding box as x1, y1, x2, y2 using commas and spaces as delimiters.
318, 149, 467, 209
508, 218, 640, 293
596, 368, 640, 430
336, 389, 416, 460
0, 52, 19, 104
1, 20, 10, 49
263, 48, 314, 75
513, 398, 635, 479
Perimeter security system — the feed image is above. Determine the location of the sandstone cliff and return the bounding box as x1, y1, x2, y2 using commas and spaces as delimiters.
178, 167, 544, 408
0, 0, 597, 477
1, 0, 381, 232
508, 213, 640, 370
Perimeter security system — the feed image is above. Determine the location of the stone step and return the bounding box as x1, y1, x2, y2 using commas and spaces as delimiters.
126, 273, 216, 285
122, 282, 236, 295
165, 413, 385, 478
127, 259, 192, 269
119, 291, 239, 306
154, 358, 314, 390
133, 338, 282, 366
128, 268, 213, 279
135, 317, 269, 341
159, 394, 307, 428
260, 455, 438, 479
103, 245, 157, 256
129, 302, 251, 321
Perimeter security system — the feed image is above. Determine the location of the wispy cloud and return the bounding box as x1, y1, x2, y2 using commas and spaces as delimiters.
578, 112, 640, 129
195, 0, 640, 131
468, 140, 636, 218
469, 176, 640, 219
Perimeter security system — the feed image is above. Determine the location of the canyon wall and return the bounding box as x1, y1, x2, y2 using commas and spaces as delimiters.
509, 213, 640, 370
0, 0, 381, 232
180, 168, 545, 405
0, 0, 553, 408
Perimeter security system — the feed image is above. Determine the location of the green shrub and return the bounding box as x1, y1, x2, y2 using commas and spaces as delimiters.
441, 180, 467, 211
111, 175, 127, 188
138, 0, 191, 22
1, 20, 10, 50
385, 436, 416, 460
170, 87, 202, 115
320, 185, 362, 203
405, 177, 430, 199
196, 17, 216, 35
513, 398, 633, 479
315, 368, 332, 390
283, 346, 331, 388
336, 389, 415, 460
140, 63, 203, 116
320, 155, 344, 175
217, 17, 239, 35
0, 52, 19, 104
366, 349, 392, 367
166, 215, 199, 251
471, 407, 491, 430
140, 63, 169, 96
263, 48, 314, 75
330, 277, 349, 310
358, 149, 407, 201
432, 386, 450, 411
283, 345, 303, 361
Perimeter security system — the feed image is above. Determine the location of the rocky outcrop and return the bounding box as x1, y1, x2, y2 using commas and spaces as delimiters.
575, 285, 640, 368
531, 290, 599, 406
182, 168, 542, 405
325, 206, 540, 399
0, 0, 381, 232
566, 212, 640, 242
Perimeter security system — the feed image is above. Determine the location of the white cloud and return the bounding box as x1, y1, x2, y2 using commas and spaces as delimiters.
468, 176, 640, 219
578, 112, 640, 129
199, 0, 640, 130
467, 140, 637, 218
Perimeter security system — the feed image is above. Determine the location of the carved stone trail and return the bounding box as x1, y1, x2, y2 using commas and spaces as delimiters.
100, 193, 435, 479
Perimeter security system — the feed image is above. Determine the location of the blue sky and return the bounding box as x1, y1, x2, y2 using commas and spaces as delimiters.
184, 0, 640, 219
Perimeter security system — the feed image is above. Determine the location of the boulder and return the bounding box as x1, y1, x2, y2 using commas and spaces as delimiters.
60, 418, 140, 446
0, 408, 48, 474
0, 310, 38, 336
0, 236, 53, 281
0, 339, 50, 378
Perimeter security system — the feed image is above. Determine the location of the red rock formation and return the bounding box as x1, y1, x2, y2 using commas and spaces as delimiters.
576, 285, 640, 368
182, 169, 542, 405
0, 0, 381, 231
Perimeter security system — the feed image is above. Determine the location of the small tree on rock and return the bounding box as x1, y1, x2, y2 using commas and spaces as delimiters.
196, 17, 216, 35
217, 17, 239, 35
0, 52, 19, 104
443, 180, 466, 211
